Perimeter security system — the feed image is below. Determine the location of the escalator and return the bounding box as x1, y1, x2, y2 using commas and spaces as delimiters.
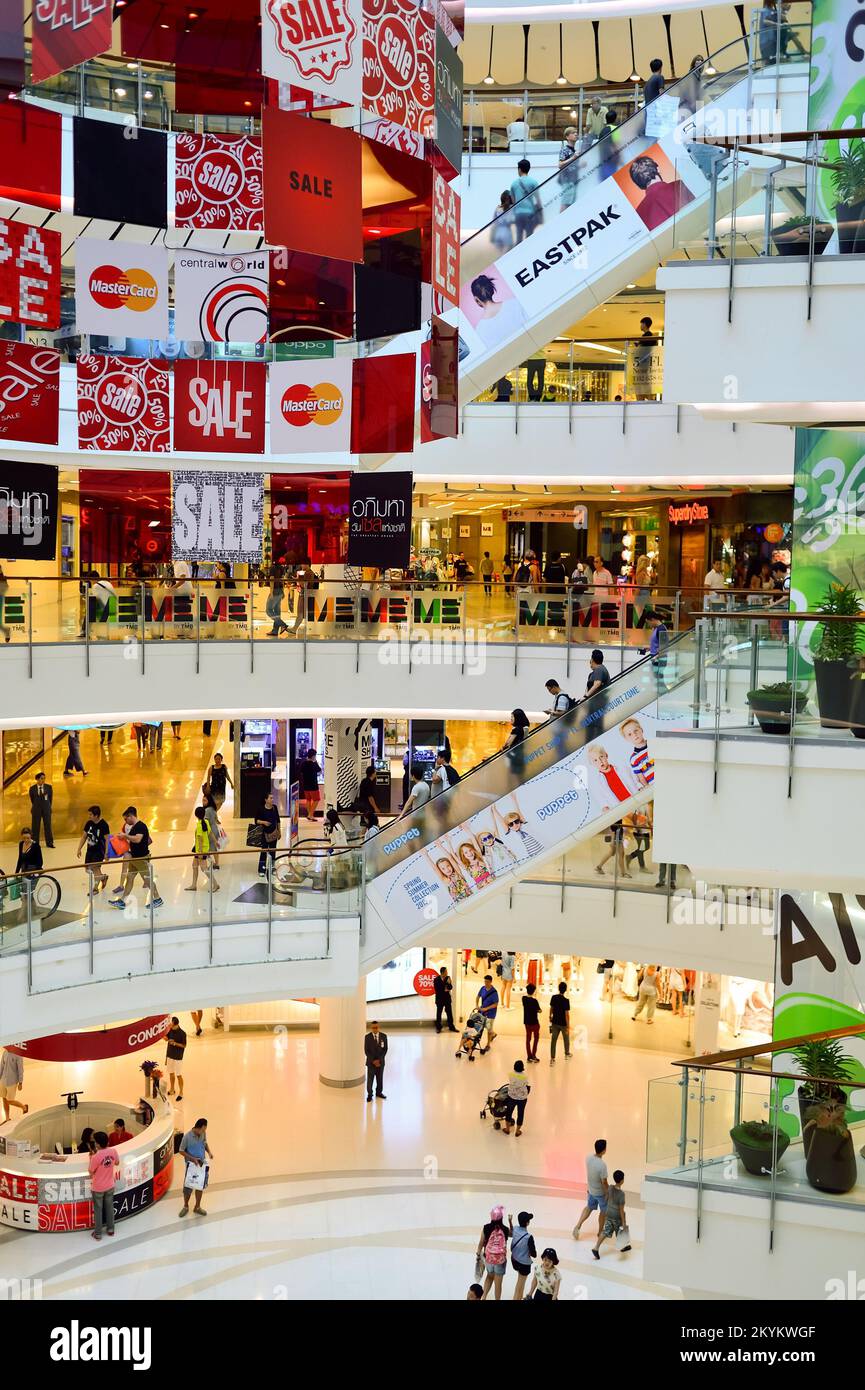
359, 628, 699, 968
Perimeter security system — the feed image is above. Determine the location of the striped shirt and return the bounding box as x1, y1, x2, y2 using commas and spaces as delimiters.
630, 744, 654, 784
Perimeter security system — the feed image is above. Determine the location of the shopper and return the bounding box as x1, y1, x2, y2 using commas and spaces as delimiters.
476, 1206, 510, 1300
0, 1048, 27, 1121
502, 555, 514, 595
491, 190, 515, 252
29, 771, 54, 848
110, 807, 163, 910
256, 793, 280, 877
593, 1170, 630, 1258
500, 950, 516, 1008
544, 678, 575, 715
108, 1117, 134, 1146
557, 125, 580, 210
190, 1010, 204, 1037
430, 751, 460, 796
466, 1283, 484, 1300
171, 721, 182, 739
586, 649, 611, 698
643, 56, 665, 107
301, 747, 322, 819
0, 563, 9, 642
179, 1118, 213, 1217
543, 551, 567, 592
206, 752, 233, 811
77, 1127, 95, 1154
89, 1132, 120, 1240
480, 551, 495, 597
476, 974, 499, 1053
433, 966, 457, 1034
356, 764, 381, 817
324, 808, 348, 848
364, 1020, 388, 1101
265, 566, 289, 637
63, 730, 87, 778
509, 1211, 537, 1300
574, 1139, 609, 1239
510, 158, 542, 241
165, 1016, 187, 1099
15, 827, 43, 889
584, 95, 607, 144
402, 765, 431, 816
703, 558, 727, 611
549, 980, 572, 1063
632, 964, 660, 1023
201, 789, 222, 872
591, 554, 614, 595
528, 1248, 562, 1300
503, 710, 531, 751
501, 1059, 530, 1136
643, 610, 669, 689
597, 110, 618, 180
758, 0, 781, 65
679, 53, 704, 115
76, 804, 110, 897
523, 981, 541, 1063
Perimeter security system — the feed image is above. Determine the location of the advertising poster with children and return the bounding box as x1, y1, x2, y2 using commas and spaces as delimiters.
365, 672, 680, 937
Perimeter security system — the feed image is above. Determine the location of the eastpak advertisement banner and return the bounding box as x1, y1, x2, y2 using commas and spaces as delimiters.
174, 132, 264, 231
269, 358, 352, 454
172, 469, 264, 564
261, 0, 363, 106
364, 672, 672, 937
74, 237, 169, 338
347, 470, 413, 568
0, 459, 59, 561
173, 250, 269, 344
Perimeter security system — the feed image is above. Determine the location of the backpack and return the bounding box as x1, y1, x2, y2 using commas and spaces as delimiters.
557, 692, 578, 712
485, 1224, 507, 1264
515, 562, 531, 584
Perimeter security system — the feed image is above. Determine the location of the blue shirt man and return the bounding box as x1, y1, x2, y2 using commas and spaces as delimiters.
477, 977, 499, 1052
649, 620, 668, 658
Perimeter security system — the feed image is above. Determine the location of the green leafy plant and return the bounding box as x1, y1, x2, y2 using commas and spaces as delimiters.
830, 142, 865, 207
747, 680, 800, 699
790, 1038, 856, 1101
803, 1097, 850, 1138
813, 583, 865, 663
773, 214, 829, 233
731, 1120, 781, 1146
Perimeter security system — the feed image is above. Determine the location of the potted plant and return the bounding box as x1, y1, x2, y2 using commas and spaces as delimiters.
730, 1119, 790, 1175
830, 142, 865, 254
789, 1036, 855, 1153
771, 214, 833, 257
745, 680, 807, 735
812, 582, 865, 731
803, 1097, 858, 1194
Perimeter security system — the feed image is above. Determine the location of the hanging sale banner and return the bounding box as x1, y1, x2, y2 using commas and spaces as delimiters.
77, 355, 171, 454
0, 459, 58, 561
347, 469, 413, 568
431, 170, 460, 305
74, 238, 169, 339
174, 360, 266, 454
174, 250, 269, 344
434, 22, 463, 176
175, 132, 263, 231
0, 342, 60, 446
361, 115, 425, 161
31, 0, 112, 84
262, 107, 363, 262
0, 219, 61, 329
270, 358, 352, 455
362, 0, 435, 137
420, 315, 458, 442
172, 469, 264, 564
261, 0, 362, 105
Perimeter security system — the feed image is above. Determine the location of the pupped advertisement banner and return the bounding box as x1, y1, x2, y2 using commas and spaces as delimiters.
0, 460, 59, 561
31, 0, 112, 84
0, 342, 60, 446
364, 678, 667, 937
362, 0, 435, 137
432, 170, 460, 306
261, 0, 363, 106
173, 250, 269, 344
174, 132, 264, 231
347, 470, 413, 568
173, 360, 266, 454
270, 358, 352, 454
0, 219, 61, 328
74, 237, 169, 338
77, 355, 171, 454
172, 469, 264, 564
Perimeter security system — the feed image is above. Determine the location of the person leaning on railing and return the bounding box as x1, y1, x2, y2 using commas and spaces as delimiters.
14, 827, 43, 899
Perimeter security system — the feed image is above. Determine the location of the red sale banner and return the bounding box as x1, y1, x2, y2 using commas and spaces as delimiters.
175, 132, 263, 231
32, 0, 112, 84
362, 0, 435, 137
174, 359, 265, 454
0, 220, 61, 329
77, 355, 171, 453
0, 342, 60, 445
432, 170, 459, 305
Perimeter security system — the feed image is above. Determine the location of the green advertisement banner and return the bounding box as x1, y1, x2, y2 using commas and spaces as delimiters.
808, 0, 865, 219
792, 426, 865, 666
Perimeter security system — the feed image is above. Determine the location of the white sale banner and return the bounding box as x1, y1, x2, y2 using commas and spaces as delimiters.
74, 238, 169, 338
173, 251, 269, 344
261, 0, 362, 106
269, 358, 352, 455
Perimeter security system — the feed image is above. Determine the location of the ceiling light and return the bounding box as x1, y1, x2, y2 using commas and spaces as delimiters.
114, 87, 127, 98
628, 20, 640, 83
127, 62, 136, 69
483, 29, 494, 84
555, 24, 567, 84
144, 89, 154, 99
626, 282, 636, 289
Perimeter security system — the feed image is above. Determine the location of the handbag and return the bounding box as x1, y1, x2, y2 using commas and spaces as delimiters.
246, 823, 265, 847
474, 1252, 485, 1282
615, 1225, 631, 1252
216, 827, 229, 850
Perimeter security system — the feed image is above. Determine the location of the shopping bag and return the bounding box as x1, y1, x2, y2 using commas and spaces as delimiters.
106, 834, 129, 860
246, 824, 265, 847
216, 827, 229, 850
615, 1225, 631, 1251
184, 1160, 209, 1191
474, 1252, 485, 1283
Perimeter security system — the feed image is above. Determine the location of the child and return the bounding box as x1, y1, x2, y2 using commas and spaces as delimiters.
456, 1009, 485, 1061
593, 1170, 630, 1258
457, 840, 493, 890
620, 718, 654, 787
528, 1247, 561, 1300
587, 744, 634, 808
476, 827, 517, 877
496, 803, 542, 858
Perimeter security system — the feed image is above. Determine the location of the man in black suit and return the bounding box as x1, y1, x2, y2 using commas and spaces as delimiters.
434, 967, 457, 1034
29, 772, 54, 848
364, 1021, 388, 1102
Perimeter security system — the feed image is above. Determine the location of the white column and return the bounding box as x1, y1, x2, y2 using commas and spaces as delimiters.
323, 717, 372, 811
319, 979, 367, 1088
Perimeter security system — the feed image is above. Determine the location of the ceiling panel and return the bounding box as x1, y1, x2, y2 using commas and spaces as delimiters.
526, 23, 563, 87
704, 5, 747, 70
461, 22, 493, 86
632, 13, 670, 82
669, 8, 708, 78
492, 24, 525, 85
562, 21, 598, 85
598, 17, 634, 84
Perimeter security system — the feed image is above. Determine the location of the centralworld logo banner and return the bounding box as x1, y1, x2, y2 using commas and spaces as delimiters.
261, 0, 362, 105
269, 358, 352, 454
174, 132, 263, 232
74, 238, 169, 338
173, 251, 269, 344
77, 355, 170, 453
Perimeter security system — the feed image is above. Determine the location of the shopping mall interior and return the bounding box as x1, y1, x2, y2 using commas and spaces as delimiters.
0, 0, 863, 1334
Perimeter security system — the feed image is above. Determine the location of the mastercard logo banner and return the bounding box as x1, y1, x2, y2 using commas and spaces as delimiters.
270, 358, 352, 455
75, 238, 168, 338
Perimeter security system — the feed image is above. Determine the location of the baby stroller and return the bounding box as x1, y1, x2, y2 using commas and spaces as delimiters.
455, 1009, 485, 1061
481, 1084, 510, 1129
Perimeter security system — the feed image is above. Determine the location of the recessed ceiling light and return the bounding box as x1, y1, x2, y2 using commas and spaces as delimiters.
114, 87, 127, 97
627, 282, 636, 289
144, 89, 154, 99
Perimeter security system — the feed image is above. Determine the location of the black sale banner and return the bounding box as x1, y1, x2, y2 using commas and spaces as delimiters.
347, 470, 412, 569
0, 459, 58, 559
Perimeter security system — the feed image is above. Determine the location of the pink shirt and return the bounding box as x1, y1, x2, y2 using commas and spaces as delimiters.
88, 1147, 119, 1193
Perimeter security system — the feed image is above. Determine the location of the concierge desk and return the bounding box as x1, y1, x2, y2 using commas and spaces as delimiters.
0, 1095, 174, 1231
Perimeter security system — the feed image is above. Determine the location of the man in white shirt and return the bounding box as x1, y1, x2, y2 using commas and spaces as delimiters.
703, 559, 727, 610
402, 765, 431, 816
430, 752, 459, 796
591, 555, 614, 593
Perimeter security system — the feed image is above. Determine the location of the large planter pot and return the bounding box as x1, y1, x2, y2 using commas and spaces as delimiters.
798, 1085, 849, 1156
771, 222, 833, 257
746, 690, 807, 735
814, 659, 856, 731
850, 677, 865, 737
835, 198, 865, 255
805, 1126, 858, 1194
731, 1127, 790, 1176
